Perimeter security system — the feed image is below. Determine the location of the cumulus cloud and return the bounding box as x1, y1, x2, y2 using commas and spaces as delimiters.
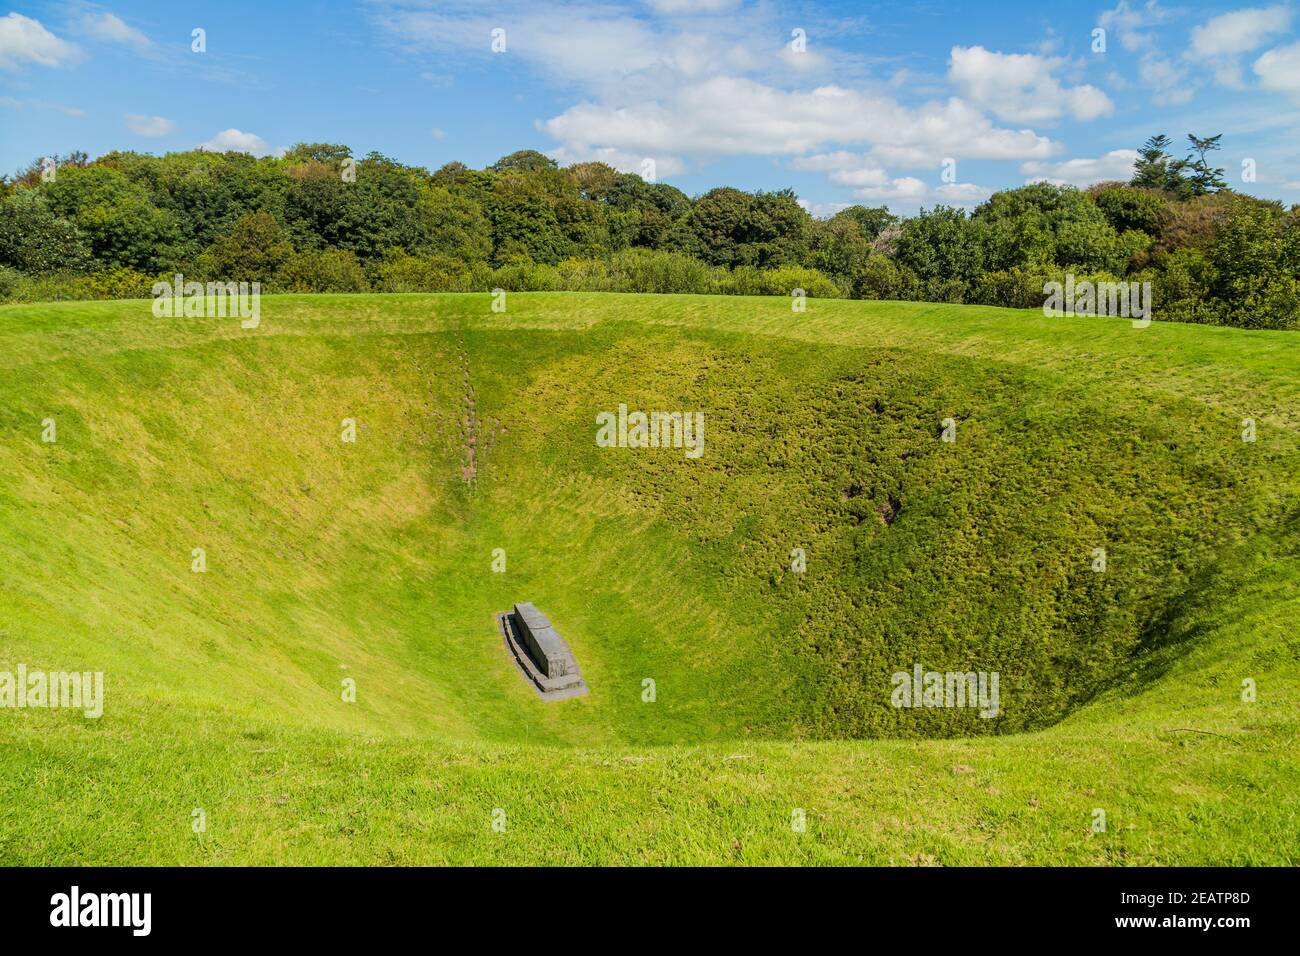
792, 151, 890, 188
199, 129, 271, 155
1188, 5, 1293, 87
0, 12, 80, 70
791, 151, 990, 209
1189, 5, 1292, 59
849, 177, 992, 207
1021, 149, 1141, 186
807, 201, 854, 219
544, 79, 1059, 171
1255, 40, 1300, 100
376, 0, 1057, 184
949, 46, 1113, 123
125, 114, 176, 137
547, 143, 686, 176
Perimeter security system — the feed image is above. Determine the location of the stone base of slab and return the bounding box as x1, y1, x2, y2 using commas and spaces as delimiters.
497, 612, 589, 701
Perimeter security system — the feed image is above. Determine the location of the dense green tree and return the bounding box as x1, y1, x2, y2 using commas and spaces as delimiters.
1208, 200, 1299, 329
606, 175, 691, 249
674, 187, 810, 268
0, 191, 93, 275
274, 248, 369, 292
283, 154, 433, 263
831, 205, 897, 241
809, 214, 871, 291
490, 150, 558, 173
487, 165, 581, 264
1091, 184, 1168, 236
42, 165, 184, 271
281, 143, 353, 166
895, 206, 987, 287
196, 210, 294, 282
975, 183, 1118, 271
568, 162, 620, 202
417, 185, 492, 263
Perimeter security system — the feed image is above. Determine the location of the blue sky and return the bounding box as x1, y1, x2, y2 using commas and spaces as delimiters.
2, 0, 1299, 214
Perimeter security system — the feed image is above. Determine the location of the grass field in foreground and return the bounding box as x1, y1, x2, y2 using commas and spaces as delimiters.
0, 292, 1296, 864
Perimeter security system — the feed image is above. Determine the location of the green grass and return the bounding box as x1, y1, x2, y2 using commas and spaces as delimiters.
0, 291, 1296, 864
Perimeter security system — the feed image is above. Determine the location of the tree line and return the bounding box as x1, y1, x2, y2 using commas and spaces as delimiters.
1, 136, 1296, 329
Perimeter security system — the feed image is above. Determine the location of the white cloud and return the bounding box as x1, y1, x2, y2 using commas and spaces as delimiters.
1139, 51, 1195, 103
199, 129, 271, 155
83, 12, 152, 51
547, 144, 686, 177
0, 12, 80, 70
376, 3, 692, 98
1097, 3, 1198, 102
792, 151, 889, 188
789, 151, 869, 172
808, 201, 853, 219
376, 0, 1060, 195
850, 177, 992, 207
778, 43, 831, 72
544, 79, 1059, 167
791, 151, 990, 211
1255, 40, 1300, 100
1098, 0, 1176, 53
949, 46, 1113, 123
125, 114, 176, 137
645, 0, 741, 12
869, 98, 1061, 165
1021, 149, 1141, 186
1190, 5, 1292, 59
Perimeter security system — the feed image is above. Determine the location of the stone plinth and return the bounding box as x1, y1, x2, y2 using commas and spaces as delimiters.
497, 602, 588, 700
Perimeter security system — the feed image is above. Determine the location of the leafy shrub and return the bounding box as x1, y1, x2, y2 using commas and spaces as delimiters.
490, 257, 560, 292
556, 257, 611, 292
0, 265, 22, 300
855, 255, 916, 301
275, 249, 369, 293
75, 266, 157, 299
758, 265, 840, 298
719, 265, 766, 296
974, 264, 1056, 309
921, 277, 969, 304
608, 248, 719, 294
0, 270, 85, 302
369, 250, 476, 292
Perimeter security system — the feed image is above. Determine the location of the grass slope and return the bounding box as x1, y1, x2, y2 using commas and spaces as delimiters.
0, 292, 1296, 864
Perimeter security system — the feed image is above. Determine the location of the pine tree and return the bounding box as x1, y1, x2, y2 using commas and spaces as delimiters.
1131, 135, 1183, 191
1185, 134, 1227, 195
